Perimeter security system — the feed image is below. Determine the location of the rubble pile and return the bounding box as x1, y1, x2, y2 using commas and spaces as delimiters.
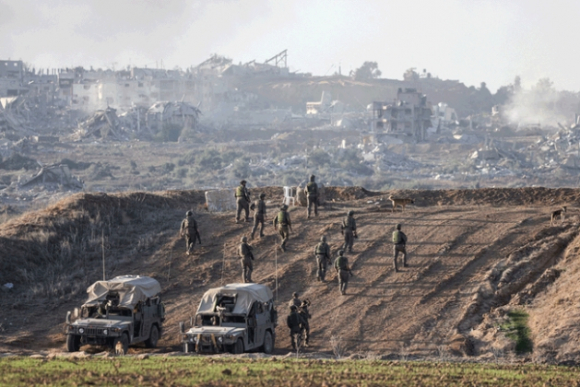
20, 164, 83, 191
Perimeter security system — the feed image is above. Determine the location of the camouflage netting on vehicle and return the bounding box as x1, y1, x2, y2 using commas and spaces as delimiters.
197, 283, 273, 316
85, 275, 161, 308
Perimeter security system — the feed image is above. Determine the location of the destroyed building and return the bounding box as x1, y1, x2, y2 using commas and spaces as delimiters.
370, 88, 433, 141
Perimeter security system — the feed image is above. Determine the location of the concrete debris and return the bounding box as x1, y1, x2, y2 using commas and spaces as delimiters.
20, 164, 83, 191
0, 153, 40, 171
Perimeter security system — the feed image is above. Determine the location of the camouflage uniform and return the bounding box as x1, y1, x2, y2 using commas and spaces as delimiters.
314, 236, 331, 281
334, 250, 351, 295
273, 205, 292, 252
298, 301, 311, 346
235, 180, 251, 223
286, 306, 306, 350
341, 211, 357, 253
306, 175, 318, 219
392, 224, 408, 272
180, 211, 201, 255
238, 236, 254, 283
251, 193, 267, 240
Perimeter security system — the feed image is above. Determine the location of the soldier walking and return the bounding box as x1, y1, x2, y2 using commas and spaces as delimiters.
273, 204, 292, 252
180, 210, 201, 255
298, 299, 311, 347
287, 305, 305, 350
238, 236, 254, 283
288, 292, 301, 308
306, 174, 318, 219
392, 223, 408, 272
341, 210, 358, 253
314, 236, 331, 281
250, 193, 267, 240
334, 250, 351, 296
235, 180, 251, 223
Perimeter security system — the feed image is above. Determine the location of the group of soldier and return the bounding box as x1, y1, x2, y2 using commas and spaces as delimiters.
179, 175, 411, 349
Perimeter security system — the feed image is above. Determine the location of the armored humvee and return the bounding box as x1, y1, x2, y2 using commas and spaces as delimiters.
64, 275, 165, 353
181, 283, 277, 354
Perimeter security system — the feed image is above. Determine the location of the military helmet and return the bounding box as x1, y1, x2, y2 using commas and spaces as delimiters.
338, 249, 344, 256
240, 180, 247, 185
281, 204, 288, 210
292, 292, 298, 298
310, 174, 315, 181
260, 192, 266, 199
348, 210, 354, 216
186, 210, 193, 217
290, 305, 297, 311
241, 236, 247, 243
396, 223, 402, 230
320, 235, 326, 242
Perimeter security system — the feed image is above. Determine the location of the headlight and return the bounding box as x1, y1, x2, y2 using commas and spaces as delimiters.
225, 334, 236, 340
217, 337, 223, 343
103, 329, 108, 335
78, 328, 84, 334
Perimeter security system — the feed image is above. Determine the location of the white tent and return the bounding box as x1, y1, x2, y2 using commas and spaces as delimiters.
85, 275, 161, 308
197, 283, 273, 316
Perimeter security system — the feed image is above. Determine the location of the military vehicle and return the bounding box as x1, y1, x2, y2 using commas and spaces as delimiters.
64, 275, 165, 353
180, 283, 277, 354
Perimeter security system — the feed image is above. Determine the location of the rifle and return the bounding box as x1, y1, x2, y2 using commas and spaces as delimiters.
196, 230, 202, 244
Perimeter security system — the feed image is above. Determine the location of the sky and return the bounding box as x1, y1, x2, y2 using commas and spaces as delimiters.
1, 0, 579, 92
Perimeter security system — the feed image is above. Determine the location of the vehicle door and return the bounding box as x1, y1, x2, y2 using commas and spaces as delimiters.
254, 302, 268, 348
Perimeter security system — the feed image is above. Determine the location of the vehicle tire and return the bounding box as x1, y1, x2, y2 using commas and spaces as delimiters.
145, 325, 159, 348
66, 335, 80, 352
262, 330, 274, 354
233, 338, 244, 354
113, 334, 129, 355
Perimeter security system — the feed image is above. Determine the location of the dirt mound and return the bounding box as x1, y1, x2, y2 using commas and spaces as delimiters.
2, 186, 580, 362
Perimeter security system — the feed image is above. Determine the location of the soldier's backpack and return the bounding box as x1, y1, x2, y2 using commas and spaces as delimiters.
306, 182, 318, 196
277, 211, 289, 226
287, 312, 301, 330
184, 217, 197, 234
392, 230, 402, 244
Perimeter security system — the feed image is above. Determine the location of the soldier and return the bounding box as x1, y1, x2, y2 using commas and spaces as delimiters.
298, 299, 311, 347
341, 210, 358, 253
286, 305, 305, 350
180, 210, 201, 255
314, 236, 331, 281
273, 204, 292, 252
235, 180, 251, 223
392, 223, 408, 272
238, 236, 254, 283
305, 174, 318, 219
288, 292, 301, 308
251, 193, 267, 240
334, 250, 352, 296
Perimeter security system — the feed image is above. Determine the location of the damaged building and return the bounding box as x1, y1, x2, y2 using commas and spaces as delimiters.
370, 88, 433, 142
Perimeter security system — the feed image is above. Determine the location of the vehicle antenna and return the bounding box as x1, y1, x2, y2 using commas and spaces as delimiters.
221, 242, 226, 286
101, 229, 106, 281
275, 247, 278, 302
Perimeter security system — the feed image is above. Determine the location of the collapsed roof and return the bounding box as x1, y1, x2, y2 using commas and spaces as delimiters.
84, 275, 161, 308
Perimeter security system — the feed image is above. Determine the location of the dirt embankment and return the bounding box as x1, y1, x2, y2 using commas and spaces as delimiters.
1, 186, 580, 362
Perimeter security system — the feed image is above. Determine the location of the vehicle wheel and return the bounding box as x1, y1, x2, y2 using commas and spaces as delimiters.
233, 338, 244, 354
66, 335, 80, 352
262, 330, 274, 354
113, 334, 129, 355
145, 325, 159, 348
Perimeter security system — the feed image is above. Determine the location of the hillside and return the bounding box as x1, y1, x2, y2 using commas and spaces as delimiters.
2, 187, 580, 363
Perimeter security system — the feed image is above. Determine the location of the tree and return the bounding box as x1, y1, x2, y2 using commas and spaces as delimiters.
352, 62, 382, 81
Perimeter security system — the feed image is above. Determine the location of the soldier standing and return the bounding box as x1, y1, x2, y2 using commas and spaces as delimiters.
286, 305, 305, 350
392, 223, 408, 272
288, 292, 301, 308
180, 210, 201, 255
273, 204, 292, 252
235, 180, 251, 223
314, 236, 331, 281
238, 236, 254, 283
341, 210, 358, 253
306, 174, 318, 219
334, 250, 351, 296
250, 193, 267, 240
298, 299, 311, 347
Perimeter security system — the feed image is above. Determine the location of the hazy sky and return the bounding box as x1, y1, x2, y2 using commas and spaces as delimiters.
1, 0, 579, 92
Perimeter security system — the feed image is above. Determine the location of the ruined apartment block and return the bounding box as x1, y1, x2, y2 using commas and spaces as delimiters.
370, 88, 432, 141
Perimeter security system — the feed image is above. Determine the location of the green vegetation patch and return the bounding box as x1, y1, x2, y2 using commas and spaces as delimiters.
501, 309, 533, 354
2, 357, 580, 387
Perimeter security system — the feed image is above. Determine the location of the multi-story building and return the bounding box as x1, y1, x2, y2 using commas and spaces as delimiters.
370, 88, 433, 141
